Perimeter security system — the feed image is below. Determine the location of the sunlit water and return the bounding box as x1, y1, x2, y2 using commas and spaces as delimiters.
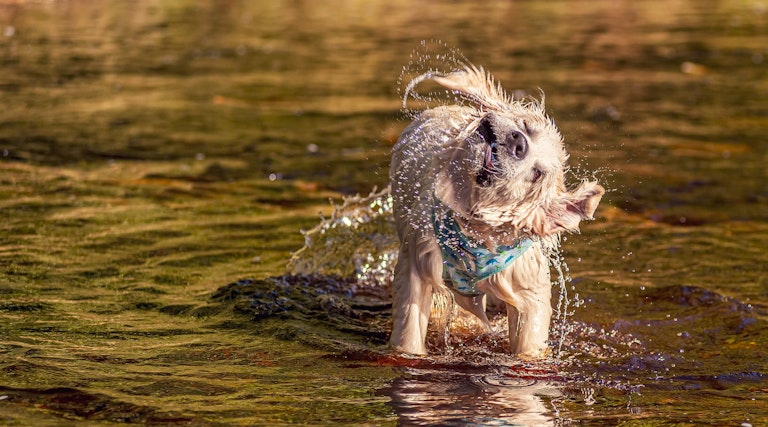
1, 0, 766, 426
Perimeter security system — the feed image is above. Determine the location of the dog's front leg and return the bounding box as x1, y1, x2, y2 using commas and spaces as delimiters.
389, 245, 433, 355
486, 244, 553, 358
507, 290, 552, 358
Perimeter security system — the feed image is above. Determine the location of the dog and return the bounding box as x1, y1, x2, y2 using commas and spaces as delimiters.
389, 64, 604, 358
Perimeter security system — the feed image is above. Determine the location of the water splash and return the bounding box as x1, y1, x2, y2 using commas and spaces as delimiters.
548, 242, 573, 357
397, 40, 471, 117
288, 187, 398, 287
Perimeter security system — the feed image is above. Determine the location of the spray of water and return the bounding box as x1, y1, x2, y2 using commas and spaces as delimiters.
548, 242, 573, 357
398, 39, 472, 117
288, 187, 398, 287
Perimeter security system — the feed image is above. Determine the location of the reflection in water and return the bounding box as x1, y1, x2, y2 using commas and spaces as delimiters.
384, 370, 561, 426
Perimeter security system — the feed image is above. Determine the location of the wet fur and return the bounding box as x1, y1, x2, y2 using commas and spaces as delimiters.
389, 65, 604, 357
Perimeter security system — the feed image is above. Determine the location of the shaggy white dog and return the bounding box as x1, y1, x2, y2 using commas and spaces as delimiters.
389, 65, 604, 358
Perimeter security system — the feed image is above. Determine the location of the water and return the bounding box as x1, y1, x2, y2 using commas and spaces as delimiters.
1, 0, 767, 425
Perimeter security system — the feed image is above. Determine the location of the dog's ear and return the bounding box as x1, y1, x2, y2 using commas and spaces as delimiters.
535, 181, 605, 235
430, 65, 511, 111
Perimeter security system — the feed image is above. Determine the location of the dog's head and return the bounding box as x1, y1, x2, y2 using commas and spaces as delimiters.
425, 65, 604, 239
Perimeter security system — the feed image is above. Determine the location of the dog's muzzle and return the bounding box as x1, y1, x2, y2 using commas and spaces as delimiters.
475, 120, 529, 187
476, 142, 499, 187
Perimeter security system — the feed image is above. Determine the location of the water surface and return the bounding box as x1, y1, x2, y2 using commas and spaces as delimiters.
0, 0, 766, 425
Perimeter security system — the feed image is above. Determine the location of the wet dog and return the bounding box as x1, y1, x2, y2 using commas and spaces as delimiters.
389, 64, 604, 358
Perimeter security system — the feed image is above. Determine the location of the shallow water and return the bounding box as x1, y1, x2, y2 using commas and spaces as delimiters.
1, 0, 767, 425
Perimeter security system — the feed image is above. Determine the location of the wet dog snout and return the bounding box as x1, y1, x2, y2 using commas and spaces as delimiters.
506, 131, 528, 160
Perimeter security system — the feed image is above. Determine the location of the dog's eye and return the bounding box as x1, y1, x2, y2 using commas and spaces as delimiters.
523, 121, 533, 136
531, 168, 544, 183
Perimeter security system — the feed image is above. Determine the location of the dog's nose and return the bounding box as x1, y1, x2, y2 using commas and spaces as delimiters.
506, 131, 528, 160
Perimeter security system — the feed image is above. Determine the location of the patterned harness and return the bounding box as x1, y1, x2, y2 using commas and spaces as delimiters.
432, 199, 533, 296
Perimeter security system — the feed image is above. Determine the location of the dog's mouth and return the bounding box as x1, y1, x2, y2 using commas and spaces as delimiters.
476, 142, 499, 187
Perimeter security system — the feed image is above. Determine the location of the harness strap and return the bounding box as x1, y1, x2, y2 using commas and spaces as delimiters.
433, 200, 533, 296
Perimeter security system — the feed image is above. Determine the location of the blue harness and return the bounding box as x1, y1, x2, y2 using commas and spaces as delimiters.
433, 200, 533, 296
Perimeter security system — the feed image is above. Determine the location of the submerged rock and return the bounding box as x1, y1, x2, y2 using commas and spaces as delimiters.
211, 275, 392, 347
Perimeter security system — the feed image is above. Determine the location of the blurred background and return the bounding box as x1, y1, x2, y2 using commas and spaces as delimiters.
0, 1, 766, 425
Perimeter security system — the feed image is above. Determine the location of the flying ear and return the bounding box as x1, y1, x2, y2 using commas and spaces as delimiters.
427, 65, 512, 111
536, 181, 605, 236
